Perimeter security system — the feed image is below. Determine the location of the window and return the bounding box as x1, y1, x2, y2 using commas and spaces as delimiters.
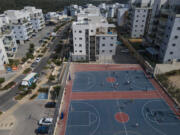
141, 25, 144, 27
109, 50, 112, 53
177, 27, 180, 30
79, 44, 82, 47
75, 50, 77, 52
79, 30, 82, 33
143, 15, 145, 17
110, 44, 113, 46
79, 50, 82, 53
102, 44, 105, 46
142, 20, 144, 22
75, 38, 76, 40
135, 25, 138, 27
144, 10, 146, 12
172, 43, 176, 47
102, 37, 106, 40
74, 30, 76, 33
136, 20, 138, 22
79, 37, 82, 40
75, 44, 77, 46
138, 10, 140, 12
168, 59, 171, 62
170, 51, 173, 55
174, 35, 178, 39
102, 50, 105, 53
137, 15, 139, 18
91, 30, 93, 32
18, 26, 21, 29
111, 37, 114, 40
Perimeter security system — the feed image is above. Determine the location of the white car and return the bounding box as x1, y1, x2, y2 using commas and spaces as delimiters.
38, 117, 53, 126
36, 57, 41, 63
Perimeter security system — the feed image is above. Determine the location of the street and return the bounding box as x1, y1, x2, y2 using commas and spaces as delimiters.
0, 23, 71, 112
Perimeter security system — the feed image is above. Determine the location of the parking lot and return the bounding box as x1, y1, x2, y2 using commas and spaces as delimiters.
15, 25, 55, 59
0, 100, 55, 135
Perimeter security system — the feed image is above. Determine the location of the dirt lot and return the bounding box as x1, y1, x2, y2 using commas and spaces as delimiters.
168, 76, 180, 88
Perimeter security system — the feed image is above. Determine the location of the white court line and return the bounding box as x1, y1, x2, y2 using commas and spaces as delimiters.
142, 100, 168, 135
68, 102, 101, 135
107, 70, 129, 135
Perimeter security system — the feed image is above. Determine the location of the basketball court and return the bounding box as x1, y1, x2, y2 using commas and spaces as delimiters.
58, 64, 180, 135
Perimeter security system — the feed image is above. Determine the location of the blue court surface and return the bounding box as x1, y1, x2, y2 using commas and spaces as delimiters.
72, 70, 155, 92
37, 92, 48, 100
65, 99, 180, 135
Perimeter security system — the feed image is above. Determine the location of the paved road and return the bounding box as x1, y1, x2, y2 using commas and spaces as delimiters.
0, 23, 71, 112
15, 25, 55, 59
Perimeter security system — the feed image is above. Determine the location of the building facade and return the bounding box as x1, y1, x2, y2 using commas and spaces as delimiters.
72, 5, 117, 61
4, 10, 34, 44
23, 7, 45, 32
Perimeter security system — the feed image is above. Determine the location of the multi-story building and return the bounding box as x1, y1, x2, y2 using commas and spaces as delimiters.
0, 15, 18, 59
127, 0, 154, 38
23, 6, 45, 32
0, 22, 9, 71
72, 5, 117, 61
4, 10, 34, 44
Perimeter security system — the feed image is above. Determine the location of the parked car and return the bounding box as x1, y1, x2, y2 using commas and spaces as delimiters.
45, 102, 56, 108
36, 126, 49, 134
36, 57, 41, 63
38, 117, 53, 126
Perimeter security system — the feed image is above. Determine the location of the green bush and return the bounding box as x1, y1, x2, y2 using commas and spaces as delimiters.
26, 52, 34, 59
15, 90, 31, 100
53, 85, 61, 96
38, 87, 49, 93
29, 93, 38, 100
0, 78, 5, 84
23, 68, 32, 74
1, 81, 15, 90
29, 83, 37, 89
49, 75, 55, 81
22, 57, 28, 63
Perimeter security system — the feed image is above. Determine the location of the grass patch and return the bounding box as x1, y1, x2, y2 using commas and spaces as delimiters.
23, 68, 32, 74
0, 78, 5, 85
29, 93, 38, 100
15, 90, 32, 100
38, 87, 49, 93
49, 75, 55, 81
0, 111, 2, 115
0, 81, 15, 90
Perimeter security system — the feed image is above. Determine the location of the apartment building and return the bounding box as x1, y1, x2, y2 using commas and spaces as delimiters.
127, 0, 154, 38
144, 0, 180, 63
0, 15, 18, 59
0, 22, 9, 71
23, 7, 45, 32
4, 10, 34, 44
72, 5, 117, 61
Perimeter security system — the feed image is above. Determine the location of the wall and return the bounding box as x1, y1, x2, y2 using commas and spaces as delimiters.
154, 62, 180, 75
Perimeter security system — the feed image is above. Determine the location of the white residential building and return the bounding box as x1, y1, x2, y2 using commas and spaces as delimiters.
4, 10, 34, 44
0, 15, 18, 59
0, 23, 9, 71
127, 0, 153, 38
72, 5, 117, 61
23, 6, 45, 32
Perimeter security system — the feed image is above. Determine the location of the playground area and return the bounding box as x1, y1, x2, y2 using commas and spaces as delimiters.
58, 64, 180, 135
